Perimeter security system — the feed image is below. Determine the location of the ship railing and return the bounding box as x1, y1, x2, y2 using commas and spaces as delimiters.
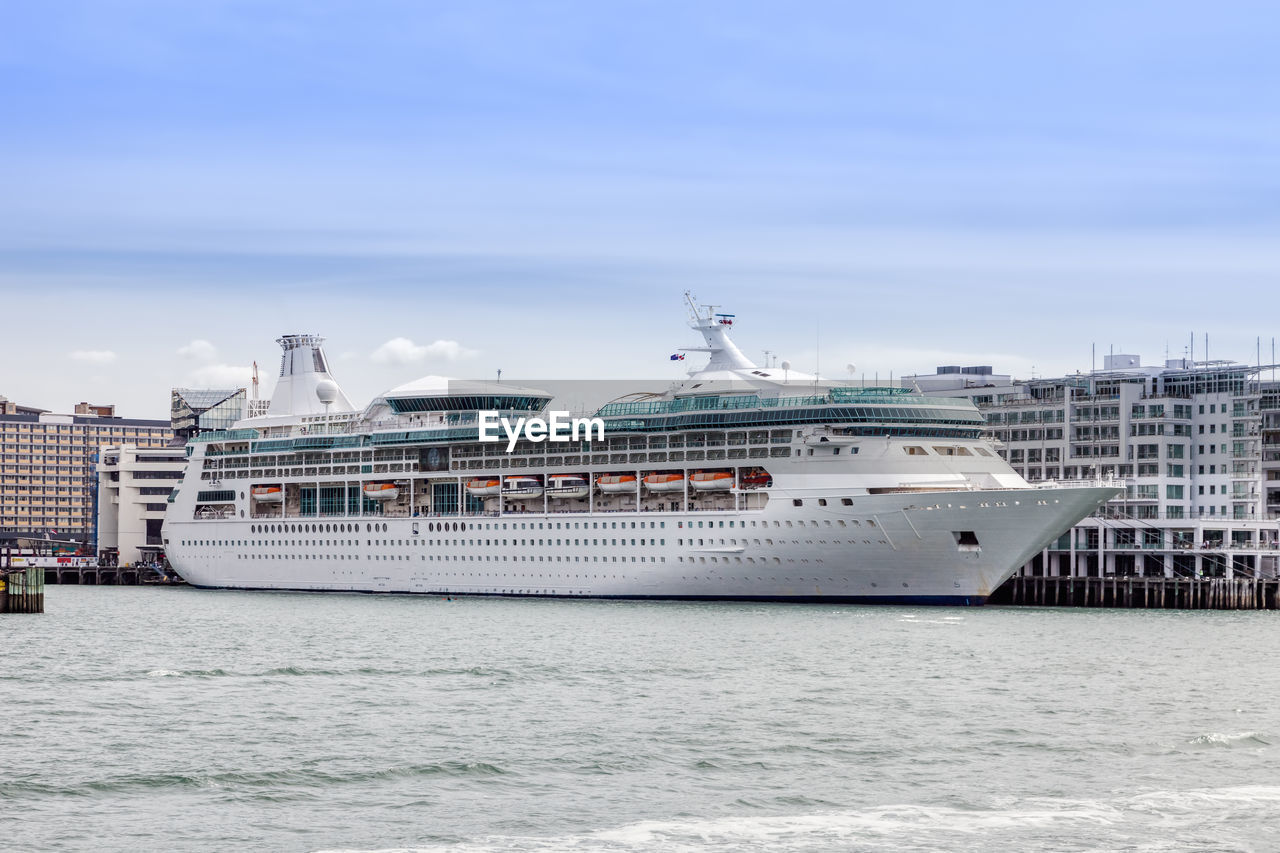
1035, 478, 1126, 491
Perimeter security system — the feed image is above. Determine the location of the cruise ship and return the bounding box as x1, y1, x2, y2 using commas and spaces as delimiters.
165, 301, 1119, 604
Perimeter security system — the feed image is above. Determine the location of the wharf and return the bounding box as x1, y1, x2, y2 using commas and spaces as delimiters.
0, 568, 45, 613
992, 574, 1280, 610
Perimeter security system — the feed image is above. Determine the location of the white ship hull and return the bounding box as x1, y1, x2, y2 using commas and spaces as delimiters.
166, 310, 1121, 605
166, 486, 1113, 604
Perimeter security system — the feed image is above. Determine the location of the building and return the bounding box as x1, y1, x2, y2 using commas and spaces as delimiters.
0, 400, 174, 548
907, 357, 1280, 579
170, 388, 249, 442
96, 444, 188, 565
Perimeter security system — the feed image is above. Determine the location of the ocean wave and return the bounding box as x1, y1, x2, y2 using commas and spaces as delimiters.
1184, 731, 1270, 748
308, 786, 1280, 853
136, 665, 513, 680
2, 762, 512, 799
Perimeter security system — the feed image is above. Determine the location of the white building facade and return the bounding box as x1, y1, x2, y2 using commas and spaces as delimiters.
96, 444, 187, 565
907, 356, 1280, 579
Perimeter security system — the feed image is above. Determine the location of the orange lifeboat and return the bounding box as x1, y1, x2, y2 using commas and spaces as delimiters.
363, 483, 399, 501
689, 471, 734, 492
251, 485, 283, 503
466, 478, 501, 497
643, 472, 685, 493
740, 469, 772, 489
596, 474, 638, 494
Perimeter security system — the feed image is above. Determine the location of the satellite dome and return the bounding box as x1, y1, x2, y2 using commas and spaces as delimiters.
315, 379, 340, 405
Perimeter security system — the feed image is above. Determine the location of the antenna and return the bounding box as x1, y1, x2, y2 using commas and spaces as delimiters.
252, 361, 259, 401
815, 319, 820, 383
683, 291, 699, 321
497, 368, 502, 383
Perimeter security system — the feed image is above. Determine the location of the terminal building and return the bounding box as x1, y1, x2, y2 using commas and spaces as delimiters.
95, 444, 187, 566
907, 356, 1280, 579
95, 387, 254, 566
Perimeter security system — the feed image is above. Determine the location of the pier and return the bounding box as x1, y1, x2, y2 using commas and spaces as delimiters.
993, 574, 1280, 610
0, 567, 45, 613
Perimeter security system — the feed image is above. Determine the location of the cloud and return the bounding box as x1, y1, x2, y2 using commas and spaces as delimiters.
184, 364, 253, 388
69, 350, 117, 364
370, 338, 478, 364
177, 339, 217, 361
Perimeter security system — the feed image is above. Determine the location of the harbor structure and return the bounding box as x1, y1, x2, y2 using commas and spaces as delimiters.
0, 398, 173, 550
95, 444, 188, 566
171, 387, 253, 442
908, 355, 1280, 579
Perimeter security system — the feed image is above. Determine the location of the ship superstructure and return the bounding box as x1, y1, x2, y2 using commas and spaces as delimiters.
165, 305, 1118, 603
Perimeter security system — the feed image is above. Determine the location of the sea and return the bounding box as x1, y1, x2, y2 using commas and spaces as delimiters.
2, 586, 1278, 852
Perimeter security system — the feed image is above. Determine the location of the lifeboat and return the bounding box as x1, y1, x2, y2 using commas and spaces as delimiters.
740, 469, 772, 489
363, 483, 399, 501
502, 476, 544, 501
643, 472, 685, 493
251, 485, 283, 503
466, 478, 501, 497
690, 471, 734, 491
547, 474, 590, 500
596, 474, 638, 494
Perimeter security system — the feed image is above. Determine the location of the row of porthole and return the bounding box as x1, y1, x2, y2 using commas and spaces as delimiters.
250, 522, 395, 535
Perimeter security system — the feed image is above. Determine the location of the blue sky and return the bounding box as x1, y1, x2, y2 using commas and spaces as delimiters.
2, 1, 1278, 417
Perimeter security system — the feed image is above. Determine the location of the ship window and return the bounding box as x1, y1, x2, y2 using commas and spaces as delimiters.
841, 498, 852, 506
905, 446, 927, 455
818, 499, 827, 507
793, 499, 803, 507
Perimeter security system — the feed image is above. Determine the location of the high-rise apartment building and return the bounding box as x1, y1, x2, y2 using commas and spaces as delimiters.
0, 400, 173, 547
909, 357, 1280, 579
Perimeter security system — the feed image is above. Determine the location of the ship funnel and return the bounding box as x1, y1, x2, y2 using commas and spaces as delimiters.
266, 334, 354, 416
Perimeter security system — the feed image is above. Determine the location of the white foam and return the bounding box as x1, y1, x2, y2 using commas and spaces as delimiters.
309, 787, 1280, 853
145, 669, 183, 678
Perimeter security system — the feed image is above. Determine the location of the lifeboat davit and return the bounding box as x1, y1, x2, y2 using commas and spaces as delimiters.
466, 478, 501, 497
363, 483, 399, 501
690, 471, 734, 491
251, 485, 283, 503
596, 474, 638, 494
547, 474, 590, 500
643, 472, 685, 493
502, 476, 544, 501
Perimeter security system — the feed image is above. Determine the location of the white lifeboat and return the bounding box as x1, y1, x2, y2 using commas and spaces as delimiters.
502, 476, 544, 501
690, 471, 734, 491
466, 478, 501, 497
547, 474, 590, 500
643, 472, 685, 493
363, 483, 399, 501
596, 474, 637, 494
251, 485, 283, 503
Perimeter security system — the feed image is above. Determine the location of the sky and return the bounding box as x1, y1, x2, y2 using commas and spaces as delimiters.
2, 0, 1279, 418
